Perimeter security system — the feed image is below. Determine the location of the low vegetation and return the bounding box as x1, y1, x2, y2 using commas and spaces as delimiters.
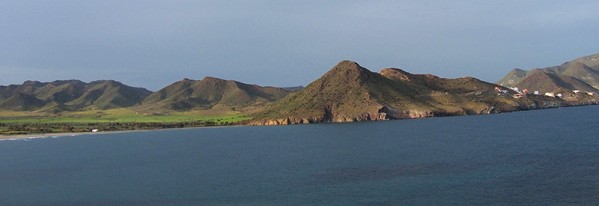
0, 108, 249, 135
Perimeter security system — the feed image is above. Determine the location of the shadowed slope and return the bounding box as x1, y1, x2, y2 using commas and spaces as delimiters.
0, 80, 152, 111
514, 70, 599, 94
0, 93, 46, 110
142, 77, 290, 111
573, 53, 599, 70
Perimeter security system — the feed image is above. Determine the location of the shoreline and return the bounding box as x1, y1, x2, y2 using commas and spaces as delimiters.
0, 130, 132, 140
0, 125, 243, 141
2, 104, 598, 140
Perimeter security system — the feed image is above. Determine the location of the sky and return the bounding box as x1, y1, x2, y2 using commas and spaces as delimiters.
1, 0, 599, 91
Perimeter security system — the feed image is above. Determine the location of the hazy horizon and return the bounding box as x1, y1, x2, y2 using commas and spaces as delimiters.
2, 1, 599, 90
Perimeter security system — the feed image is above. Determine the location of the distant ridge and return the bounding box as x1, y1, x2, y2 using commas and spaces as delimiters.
0, 92, 46, 110
0, 77, 294, 113
0, 80, 152, 111
141, 76, 291, 111
498, 53, 599, 94
572, 53, 599, 69
250, 60, 564, 125
282, 86, 304, 92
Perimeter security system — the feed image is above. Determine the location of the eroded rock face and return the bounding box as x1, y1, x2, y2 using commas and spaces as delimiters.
480, 107, 499, 114
249, 112, 391, 125
251, 106, 464, 125
249, 116, 324, 126
331, 112, 389, 123
250, 109, 433, 125
248, 99, 591, 126
400, 110, 435, 118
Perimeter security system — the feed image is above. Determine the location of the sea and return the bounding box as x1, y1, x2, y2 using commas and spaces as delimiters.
1, 106, 598, 205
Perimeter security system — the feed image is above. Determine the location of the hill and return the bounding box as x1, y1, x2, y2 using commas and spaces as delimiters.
250, 61, 563, 125
498, 53, 599, 94
572, 53, 599, 69
0, 77, 293, 114
0, 92, 46, 110
513, 70, 599, 94
0, 80, 152, 111
140, 77, 291, 112
66, 80, 152, 109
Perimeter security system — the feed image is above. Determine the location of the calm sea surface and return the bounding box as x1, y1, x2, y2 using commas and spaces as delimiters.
1, 106, 599, 205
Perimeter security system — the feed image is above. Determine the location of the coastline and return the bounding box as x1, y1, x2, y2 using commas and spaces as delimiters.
1, 104, 597, 141
0, 130, 128, 141
0, 125, 243, 141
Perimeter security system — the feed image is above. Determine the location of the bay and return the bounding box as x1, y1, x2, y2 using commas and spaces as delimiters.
1, 106, 599, 205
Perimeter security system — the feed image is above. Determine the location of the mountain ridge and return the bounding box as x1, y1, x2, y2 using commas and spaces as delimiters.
2, 53, 599, 126
141, 76, 291, 112
249, 60, 571, 125
0, 80, 152, 111
498, 53, 599, 93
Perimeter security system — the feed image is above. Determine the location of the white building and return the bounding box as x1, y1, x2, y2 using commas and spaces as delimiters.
544, 92, 555, 97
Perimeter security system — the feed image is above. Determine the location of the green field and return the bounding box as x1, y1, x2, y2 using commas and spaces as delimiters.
0, 108, 248, 123
0, 108, 250, 135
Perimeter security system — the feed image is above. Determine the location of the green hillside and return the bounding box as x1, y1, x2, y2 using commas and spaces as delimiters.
141, 77, 290, 111
0, 80, 152, 112
0, 93, 46, 111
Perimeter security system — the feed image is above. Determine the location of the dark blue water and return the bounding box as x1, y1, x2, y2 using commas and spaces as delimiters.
1, 106, 599, 205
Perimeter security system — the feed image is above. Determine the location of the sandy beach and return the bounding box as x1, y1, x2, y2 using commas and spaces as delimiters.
0, 129, 147, 140
0, 131, 102, 140
0, 125, 239, 141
